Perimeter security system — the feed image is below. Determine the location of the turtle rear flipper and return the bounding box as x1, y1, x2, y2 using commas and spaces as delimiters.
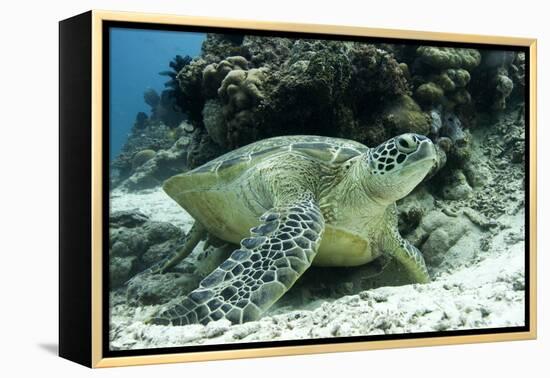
148, 193, 325, 325
155, 222, 207, 273
125, 222, 206, 285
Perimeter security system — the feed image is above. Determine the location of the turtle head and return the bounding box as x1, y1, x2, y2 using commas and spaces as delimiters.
362, 133, 437, 204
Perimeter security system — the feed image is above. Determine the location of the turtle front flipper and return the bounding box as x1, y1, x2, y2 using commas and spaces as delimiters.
384, 229, 430, 284
148, 193, 325, 326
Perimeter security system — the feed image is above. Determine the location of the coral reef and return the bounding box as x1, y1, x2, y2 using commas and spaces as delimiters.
379, 47, 478, 179
121, 128, 192, 191
412, 47, 481, 111
171, 37, 424, 157
259, 40, 354, 140
113, 34, 525, 195
111, 122, 176, 185
350, 44, 410, 104
201, 34, 247, 62
241, 36, 293, 67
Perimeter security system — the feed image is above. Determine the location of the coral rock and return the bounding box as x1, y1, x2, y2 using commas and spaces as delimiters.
242, 36, 293, 67
110, 256, 137, 288
126, 272, 200, 306
201, 34, 246, 62
177, 58, 209, 125
202, 56, 249, 98
382, 94, 430, 136
122, 134, 192, 191
109, 211, 185, 289
218, 68, 266, 113
415, 82, 445, 105
441, 170, 473, 200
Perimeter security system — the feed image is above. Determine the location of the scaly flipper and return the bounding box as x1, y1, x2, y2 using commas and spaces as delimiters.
380, 205, 430, 284
148, 193, 324, 325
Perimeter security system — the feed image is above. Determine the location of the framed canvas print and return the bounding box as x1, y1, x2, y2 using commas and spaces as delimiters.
59, 10, 537, 368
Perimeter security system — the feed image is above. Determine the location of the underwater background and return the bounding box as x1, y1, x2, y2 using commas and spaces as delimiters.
108, 28, 526, 350
109, 28, 204, 161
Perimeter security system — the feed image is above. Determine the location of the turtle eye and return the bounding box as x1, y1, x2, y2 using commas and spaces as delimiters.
396, 134, 418, 153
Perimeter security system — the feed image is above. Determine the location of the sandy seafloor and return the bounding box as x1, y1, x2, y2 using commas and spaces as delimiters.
108, 122, 526, 351
109, 114, 525, 350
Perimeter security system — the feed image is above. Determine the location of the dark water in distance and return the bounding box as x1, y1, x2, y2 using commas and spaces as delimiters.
109, 28, 205, 161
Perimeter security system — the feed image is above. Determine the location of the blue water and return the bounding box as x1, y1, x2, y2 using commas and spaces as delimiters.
109, 28, 205, 160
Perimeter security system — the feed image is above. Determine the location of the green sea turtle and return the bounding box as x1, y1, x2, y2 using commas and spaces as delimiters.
144, 133, 437, 326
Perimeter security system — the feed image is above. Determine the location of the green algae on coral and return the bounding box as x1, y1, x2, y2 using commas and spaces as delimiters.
417, 46, 481, 70
383, 95, 431, 136
415, 82, 445, 106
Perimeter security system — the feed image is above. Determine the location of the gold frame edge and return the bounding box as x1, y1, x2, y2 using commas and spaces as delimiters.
528, 40, 537, 338
91, 10, 104, 368
89, 9, 537, 368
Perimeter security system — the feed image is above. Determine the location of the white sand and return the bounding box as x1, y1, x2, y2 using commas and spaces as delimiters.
111, 188, 194, 232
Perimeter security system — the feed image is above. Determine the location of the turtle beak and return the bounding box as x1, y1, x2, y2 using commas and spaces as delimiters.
406, 140, 437, 166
